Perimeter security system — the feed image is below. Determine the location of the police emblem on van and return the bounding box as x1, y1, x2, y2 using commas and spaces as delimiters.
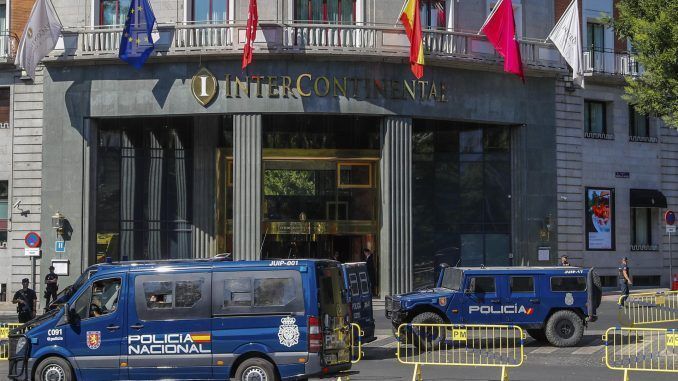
278, 317, 300, 347
87, 331, 101, 350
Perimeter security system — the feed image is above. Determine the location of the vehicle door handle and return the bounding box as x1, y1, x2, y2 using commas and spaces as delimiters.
529, 298, 540, 304
490, 299, 501, 304
106, 325, 120, 332
130, 324, 144, 330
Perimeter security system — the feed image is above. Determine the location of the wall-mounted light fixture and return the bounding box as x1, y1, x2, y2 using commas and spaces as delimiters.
52, 211, 65, 236
563, 75, 576, 93
539, 213, 553, 242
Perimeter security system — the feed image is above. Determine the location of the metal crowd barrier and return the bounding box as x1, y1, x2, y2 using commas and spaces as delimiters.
350, 323, 364, 364
603, 327, 678, 381
618, 290, 678, 326
0, 323, 25, 361
396, 323, 525, 381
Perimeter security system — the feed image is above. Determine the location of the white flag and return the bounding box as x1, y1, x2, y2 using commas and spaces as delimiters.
548, 0, 584, 87
15, 0, 62, 79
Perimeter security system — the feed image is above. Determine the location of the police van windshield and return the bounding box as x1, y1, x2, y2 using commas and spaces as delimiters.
440, 268, 463, 290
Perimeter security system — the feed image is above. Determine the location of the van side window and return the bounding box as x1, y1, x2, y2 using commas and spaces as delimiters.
135, 273, 211, 321
550, 276, 587, 292
213, 270, 304, 315
72, 278, 121, 320
510, 276, 534, 293
349, 273, 360, 296
359, 272, 370, 295
467, 277, 496, 294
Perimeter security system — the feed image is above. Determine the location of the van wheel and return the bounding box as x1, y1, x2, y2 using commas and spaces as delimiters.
526, 329, 547, 342
410, 312, 445, 349
545, 310, 584, 347
35, 357, 72, 381
235, 357, 278, 381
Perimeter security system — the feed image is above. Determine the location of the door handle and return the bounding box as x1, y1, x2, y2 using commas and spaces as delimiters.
106, 325, 120, 332
130, 324, 144, 330
529, 298, 540, 304
490, 299, 501, 304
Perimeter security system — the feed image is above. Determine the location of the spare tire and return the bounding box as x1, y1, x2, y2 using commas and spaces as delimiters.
591, 270, 602, 309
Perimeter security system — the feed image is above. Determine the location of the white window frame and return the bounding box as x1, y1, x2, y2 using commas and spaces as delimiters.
287, 0, 365, 24
184, 0, 235, 23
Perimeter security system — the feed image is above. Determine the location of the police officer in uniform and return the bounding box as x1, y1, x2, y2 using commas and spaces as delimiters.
12, 278, 37, 323
619, 257, 632, 306
44, 265, 59, 310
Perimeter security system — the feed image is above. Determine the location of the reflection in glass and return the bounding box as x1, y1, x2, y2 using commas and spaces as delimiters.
412, 120, 511, 289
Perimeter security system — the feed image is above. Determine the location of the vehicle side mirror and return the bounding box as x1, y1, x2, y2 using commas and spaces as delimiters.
464, 288, 472, 295
66, 305, 80, 326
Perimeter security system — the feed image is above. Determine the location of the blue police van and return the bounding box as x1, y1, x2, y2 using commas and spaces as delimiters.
385, 266, 602, 347
9, 259, 353, 381
340, 263, 375, 344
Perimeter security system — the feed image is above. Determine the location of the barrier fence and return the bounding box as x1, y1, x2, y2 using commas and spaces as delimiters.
396, 323, 525, 381
0, 323, 24, 361
618, 290, 678, 326
350, 323, 364, 364
603, 327, 678, 381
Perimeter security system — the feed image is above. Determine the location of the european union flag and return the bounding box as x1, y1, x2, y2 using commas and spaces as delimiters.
119, 0, 156, 69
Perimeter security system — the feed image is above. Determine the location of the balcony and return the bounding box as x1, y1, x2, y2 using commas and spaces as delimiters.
51, 22, 566, 73
583, 48, 643, 77
0, 32, 18, 64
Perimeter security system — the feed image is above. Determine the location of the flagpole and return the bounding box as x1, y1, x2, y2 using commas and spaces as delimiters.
47, 0, 64, 29
394, 0, 409, 27
479, 0, 504, 34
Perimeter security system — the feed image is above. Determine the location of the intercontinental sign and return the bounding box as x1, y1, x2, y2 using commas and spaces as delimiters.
191, 68, 448, 106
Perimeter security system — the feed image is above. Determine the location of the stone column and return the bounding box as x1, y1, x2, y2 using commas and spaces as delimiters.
192, 117, 218, 258
233, 114, 262, 260
380, 116, 413, 295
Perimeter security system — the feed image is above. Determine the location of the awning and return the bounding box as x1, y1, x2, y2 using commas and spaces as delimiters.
630, 189, 667, 208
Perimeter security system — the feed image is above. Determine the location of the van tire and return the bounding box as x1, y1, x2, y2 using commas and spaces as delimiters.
545, 310, 584, 347
35, 356, 73, 381
526, 329, 548, 342
411, 312, 445, 349
235, 357, 278, 381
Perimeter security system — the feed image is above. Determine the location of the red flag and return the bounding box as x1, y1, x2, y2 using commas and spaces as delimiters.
479, 0, 524, 80
399, 0, 425, 79
242, 0, 258, 70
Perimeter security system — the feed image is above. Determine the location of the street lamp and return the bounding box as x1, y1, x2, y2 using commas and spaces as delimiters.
52, 211, 65, 236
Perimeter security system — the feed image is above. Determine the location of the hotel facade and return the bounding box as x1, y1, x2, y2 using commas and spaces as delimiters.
1, 0, 676, 305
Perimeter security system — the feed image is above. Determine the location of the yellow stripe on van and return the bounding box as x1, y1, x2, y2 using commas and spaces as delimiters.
191, 334, 211, 343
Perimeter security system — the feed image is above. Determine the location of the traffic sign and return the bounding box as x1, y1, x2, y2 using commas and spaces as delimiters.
55, 240, 65, 253
24, 247, 40, 257
665, 210, 676, 225
667, 225, 677, 234
24, 232, 42, 248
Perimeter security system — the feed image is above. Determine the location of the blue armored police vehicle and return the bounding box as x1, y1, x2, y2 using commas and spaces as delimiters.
9, 259, 354, 381
385, 266, 602, 347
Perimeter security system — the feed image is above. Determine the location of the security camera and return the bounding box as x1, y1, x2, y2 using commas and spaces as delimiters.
13, 200, 21, 209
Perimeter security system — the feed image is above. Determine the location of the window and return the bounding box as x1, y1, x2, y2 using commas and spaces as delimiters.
192, 0, 228, 22
213, 270, 304, 315
73, 278, 122, 320
586, 23, 605, 52
632, 275, 660, 287
421, 0, 445, 29
294, 0, 356, 24
0, 88, 9, 128
510, 276, 534, 293
0, 180, 7, 248
337, 162, 372, 188
631, 208, 653, 248
550, 276, 586, 292
99, 0, 131, 26
135, 273, 211, 320
467, 276, 496, 294
441, 268, 463, 291
348, 273, 360, 295
629, 106, 651, 139
600, 276, 617, 287
584, 100, 608, 136
358, 272, 370, 295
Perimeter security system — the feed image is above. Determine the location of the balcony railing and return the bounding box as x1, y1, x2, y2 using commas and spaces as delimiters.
54, 22, 566, 72
0, 32, 19, 63
583, 48, 643, 77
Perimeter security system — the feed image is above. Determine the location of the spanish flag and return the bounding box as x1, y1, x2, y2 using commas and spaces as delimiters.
399, 0, 425, 79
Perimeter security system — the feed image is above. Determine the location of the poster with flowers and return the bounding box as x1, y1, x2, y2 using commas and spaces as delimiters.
585, 187, 615, 250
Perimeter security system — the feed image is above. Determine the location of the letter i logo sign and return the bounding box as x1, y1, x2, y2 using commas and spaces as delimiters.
191, 67, 218, 107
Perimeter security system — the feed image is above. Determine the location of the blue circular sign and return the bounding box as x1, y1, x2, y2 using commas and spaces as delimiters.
24, 232, 42, 248
665, 210, 676, 225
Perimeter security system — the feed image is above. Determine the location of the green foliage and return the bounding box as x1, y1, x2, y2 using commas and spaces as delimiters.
264, 170, 316, 196
613, 0, 678, 126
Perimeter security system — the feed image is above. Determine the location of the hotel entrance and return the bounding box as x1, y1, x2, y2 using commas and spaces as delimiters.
260, 115, 380, 267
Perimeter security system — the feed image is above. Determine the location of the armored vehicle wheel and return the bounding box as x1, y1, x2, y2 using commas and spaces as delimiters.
35, 357, 73, 381
410, 312, 446, 349
235, 357, 278, 381
526, 329, 548, 342
545, 310, 584, 347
